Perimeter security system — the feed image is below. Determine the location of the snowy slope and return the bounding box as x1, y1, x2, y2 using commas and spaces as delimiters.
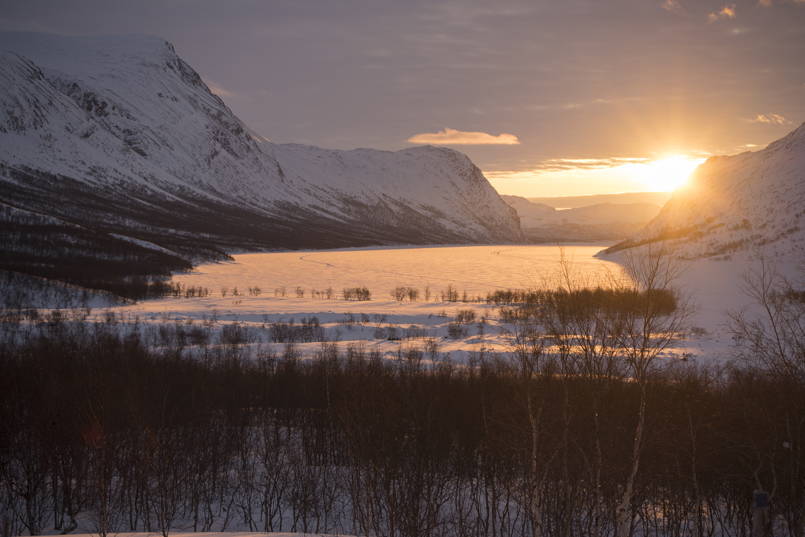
0, 32, 521, 262
270, 142, 521, 241
606, 122, 805, 261
500, 195, 556, 228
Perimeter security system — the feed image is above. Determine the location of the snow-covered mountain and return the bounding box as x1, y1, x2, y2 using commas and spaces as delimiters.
529, 192, 671, 209
500, 196, 556, 228
502, 194, 661, 241
606, 123, 805, 261
0, 32, 521, 288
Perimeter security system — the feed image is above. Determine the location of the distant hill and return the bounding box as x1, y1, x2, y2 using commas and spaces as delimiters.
501, 195, 662, 242
499, 196, 556, 228
530, 192, 672, 209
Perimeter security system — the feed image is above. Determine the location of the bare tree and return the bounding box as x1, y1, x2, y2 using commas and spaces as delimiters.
543, 248, 628, 535
511, 326, 551, 537
540, 244, 692, 536
731, 257, 805, 379
730, 257, 805, 537
613, 244, 693, 537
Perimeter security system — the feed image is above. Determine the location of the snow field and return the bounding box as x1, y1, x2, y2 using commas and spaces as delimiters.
96, 244, 737, 365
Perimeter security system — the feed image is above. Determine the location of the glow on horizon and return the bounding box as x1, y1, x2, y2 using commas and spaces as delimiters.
485, 154, 707, 197
630, 155, 706, 192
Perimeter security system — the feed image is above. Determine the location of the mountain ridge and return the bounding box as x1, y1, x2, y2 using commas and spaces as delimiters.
528, 191, 671, 209
501, 194, 662, 242
0, 32, 521, 296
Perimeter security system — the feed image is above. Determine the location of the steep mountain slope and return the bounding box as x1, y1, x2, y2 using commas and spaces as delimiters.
606, 123, 805, 260
0, 32, 521, 295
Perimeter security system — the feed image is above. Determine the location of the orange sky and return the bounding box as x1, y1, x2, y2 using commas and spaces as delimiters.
485, 155, 708, 197
4, 0, 803, 196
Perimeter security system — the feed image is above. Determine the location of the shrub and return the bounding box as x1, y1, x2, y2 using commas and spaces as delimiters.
343, 287, 371, 301
446, 322, 466, 339
391, 286, 419, 302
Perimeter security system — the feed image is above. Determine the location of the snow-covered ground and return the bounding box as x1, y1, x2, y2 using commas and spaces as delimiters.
90, 243, 768, 366
0, 271, 118, 309
2, 244, 781, 366
168, 244, 621, 296
87, 244, 618, 363
665, 250, 803, 363
1, 243, 785, 366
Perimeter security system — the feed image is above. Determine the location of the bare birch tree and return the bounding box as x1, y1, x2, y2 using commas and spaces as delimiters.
613, 243, 693, 537
730, 257, 805, 379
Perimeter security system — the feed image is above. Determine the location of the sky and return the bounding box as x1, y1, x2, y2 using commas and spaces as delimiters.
1, 0, 804, 196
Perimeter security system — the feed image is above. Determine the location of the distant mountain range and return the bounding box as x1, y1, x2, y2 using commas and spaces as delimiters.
607, 123, 805, 261
0, 33, 521, 294
502, 194, 663, 242
529, 191, 672, 210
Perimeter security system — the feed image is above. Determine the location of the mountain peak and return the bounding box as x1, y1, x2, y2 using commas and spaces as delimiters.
0, 31, 521, 286
0, 32, 175, 74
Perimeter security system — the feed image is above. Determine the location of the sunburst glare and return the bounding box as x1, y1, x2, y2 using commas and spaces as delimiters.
639, 155, 705, 192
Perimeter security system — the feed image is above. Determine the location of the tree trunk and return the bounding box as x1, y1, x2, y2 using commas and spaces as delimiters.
616, 382, 647, 537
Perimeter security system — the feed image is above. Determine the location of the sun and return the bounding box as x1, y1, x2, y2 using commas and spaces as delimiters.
640, 155, 705, 192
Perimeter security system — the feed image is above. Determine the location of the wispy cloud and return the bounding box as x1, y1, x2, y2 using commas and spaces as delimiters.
534, 157, 650, 172
407, 128, 520, 145
203, 78, 235, 98
758, 0, 805, 6
484, 157, 652, 178
661, 0, 683, 13
707, 4, 737, 22
527, 96, 646, 113
749, 113, 791, 125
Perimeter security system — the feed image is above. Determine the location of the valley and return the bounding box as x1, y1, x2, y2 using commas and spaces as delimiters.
1, 23, 804, 537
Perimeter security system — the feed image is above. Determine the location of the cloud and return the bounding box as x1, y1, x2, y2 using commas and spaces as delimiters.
749, 113, 791, 125
707, 4, 736, 22
407, 128, 520, 145
758, 0, 805, 6
661, 0, 683, 12
533, 157, 650, 172
203, 78, 235, 98
485, 157, 652, 177
527, 95, 647, 113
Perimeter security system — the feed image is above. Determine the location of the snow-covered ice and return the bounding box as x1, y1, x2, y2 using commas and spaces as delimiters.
96, 244, 762, 365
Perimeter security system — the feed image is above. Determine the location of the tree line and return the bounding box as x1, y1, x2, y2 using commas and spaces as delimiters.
1, 320, 803, 537
1, 249, 803, 537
